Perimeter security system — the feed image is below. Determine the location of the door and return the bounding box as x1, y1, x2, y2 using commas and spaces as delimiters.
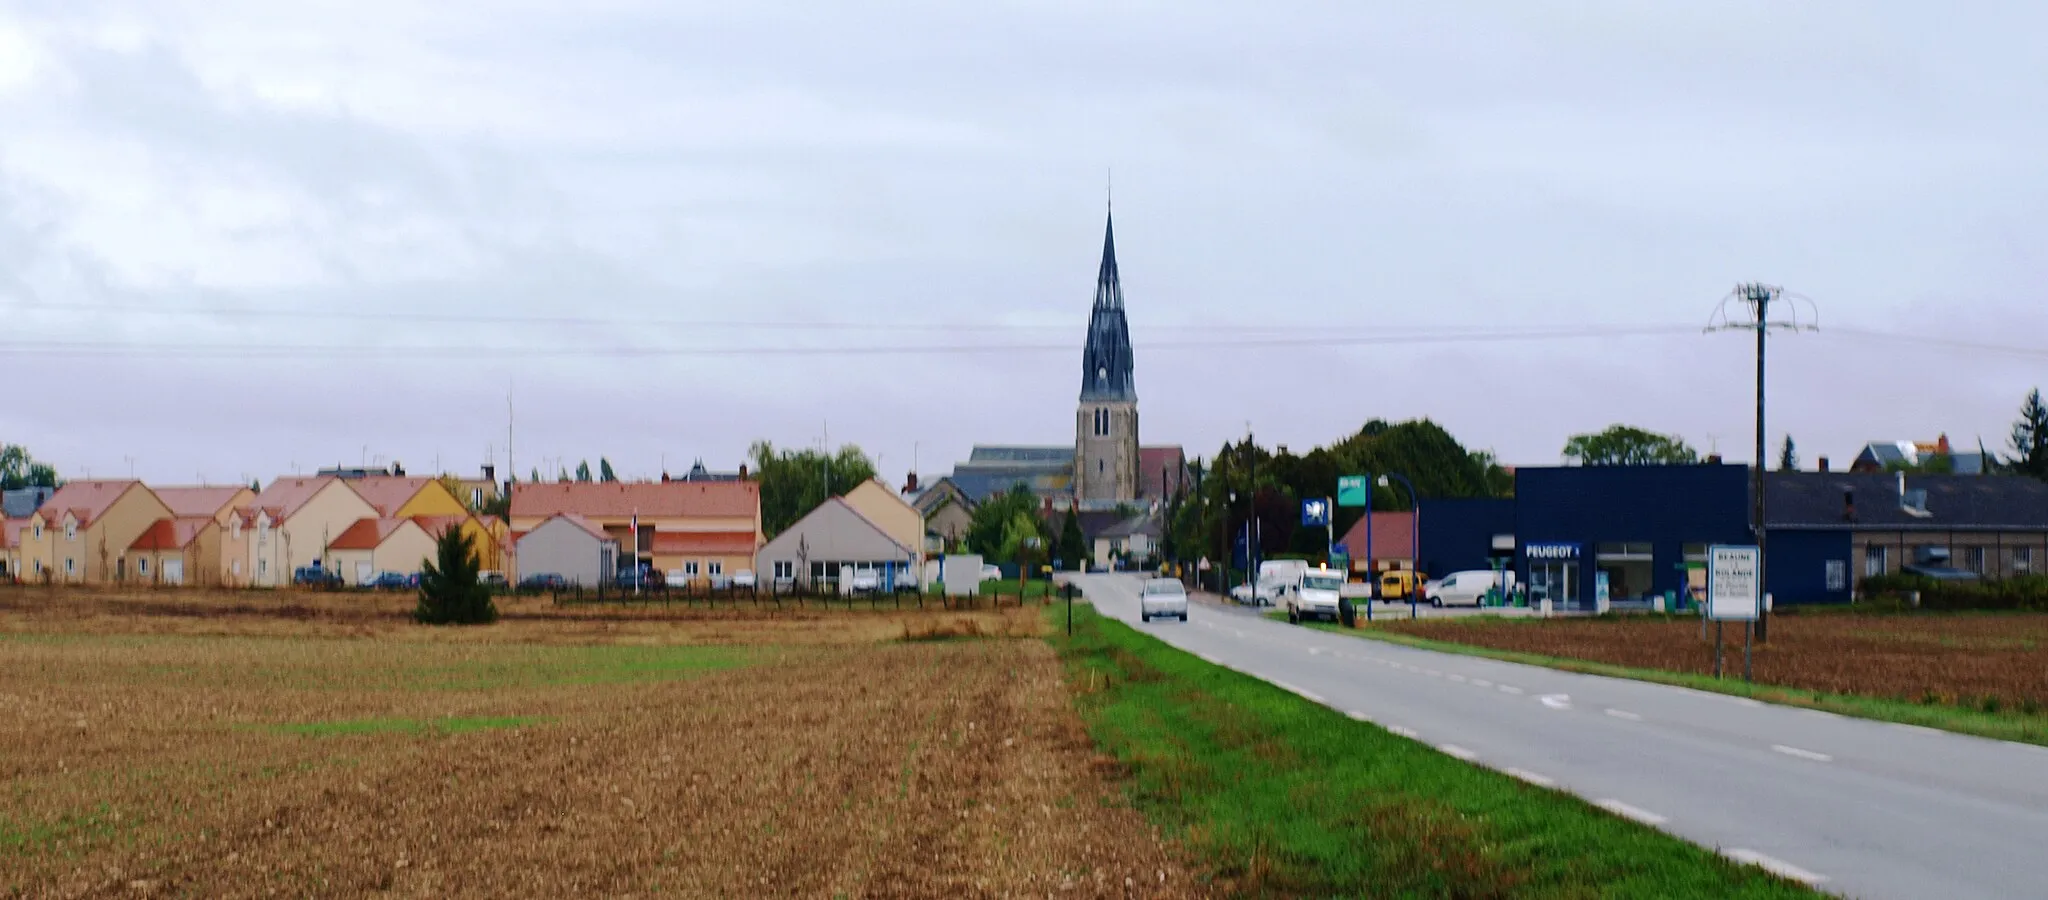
162, 560, 184, 585
356, 561, 373, 584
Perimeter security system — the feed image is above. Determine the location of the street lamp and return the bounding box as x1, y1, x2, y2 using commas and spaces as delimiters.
1377, 473, 1421, 620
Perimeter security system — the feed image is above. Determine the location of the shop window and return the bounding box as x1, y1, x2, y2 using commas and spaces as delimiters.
1865, 545, 1888, 577
1594, 542, 1654, 601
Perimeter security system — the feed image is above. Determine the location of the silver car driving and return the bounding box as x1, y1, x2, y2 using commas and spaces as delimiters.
1140, 578, 1189, 622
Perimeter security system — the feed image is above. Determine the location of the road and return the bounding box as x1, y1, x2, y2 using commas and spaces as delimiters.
1077, 574, 2048, 900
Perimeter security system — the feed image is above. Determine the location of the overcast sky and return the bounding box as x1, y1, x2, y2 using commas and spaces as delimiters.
4, 1, 2046, 487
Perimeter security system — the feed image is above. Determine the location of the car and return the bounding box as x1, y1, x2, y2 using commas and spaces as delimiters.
1377, 569, 1424, 602
481, 571, 509, 590
366, 571, 410, 591
518, 573, 567, 591
665, 570, 691, 589
980, 563, 1003, 582
707, 574, 732, 590
731, 570, 757, 589
1139, 578, 1188, 622
1229, 582, 1257, 604
617, 568, 652, 588
848, 569, 881, 593
1427, 570, 1514, 608
1281, 568, 1345, 623
292, 565, 342, 587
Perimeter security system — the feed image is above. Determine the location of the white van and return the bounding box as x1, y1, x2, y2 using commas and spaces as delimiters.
1282, 567, 1347, 623
1254, 559, 1310, 606
1425, 570, 1516, 608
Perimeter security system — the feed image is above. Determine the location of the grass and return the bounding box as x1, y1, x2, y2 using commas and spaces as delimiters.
263, 715, 549, 738
1287, 617, 2048, 747
1048, 603, 1820, 898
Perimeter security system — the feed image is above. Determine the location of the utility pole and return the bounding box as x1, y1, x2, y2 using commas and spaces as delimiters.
1709, 283, 1817, 642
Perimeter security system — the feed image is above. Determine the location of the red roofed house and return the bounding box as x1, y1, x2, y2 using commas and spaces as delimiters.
20, 481, 173, 583
327, 518, 438, 586
120, 485, 258, 586
236, 476, 378, 587
1335, 511, 1417, 578
510, 480, 761, 583
3, 518, 24, 581
1138, 445, 1190, 504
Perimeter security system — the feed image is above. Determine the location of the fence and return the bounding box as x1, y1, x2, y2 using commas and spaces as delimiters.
544, 579, 1062, 611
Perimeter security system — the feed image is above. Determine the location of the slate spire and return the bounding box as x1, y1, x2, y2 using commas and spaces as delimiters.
1079, 207, 1136, 402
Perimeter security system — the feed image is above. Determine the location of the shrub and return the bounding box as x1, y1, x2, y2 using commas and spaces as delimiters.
1858, 573, 2048, 612
416, 527, 497, 625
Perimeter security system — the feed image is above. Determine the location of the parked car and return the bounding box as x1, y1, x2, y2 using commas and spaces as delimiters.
848, 569, 881, 593
707, 574, 732, 590
1377, 569, 1424, 602
293, 565, 342, 587
1426, 570, 1515, 608
481, 571, 508, 590
979, 564, 1003, 582
366, 571, 410, 591
1139, 577, 1189, 622
731, 570, 757, 589
518, 573, 566, 591
665, 569, 691, 589
1282, 567, 1345, 623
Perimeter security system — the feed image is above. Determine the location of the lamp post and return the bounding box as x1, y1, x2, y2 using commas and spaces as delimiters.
1378, 473, 1420, 620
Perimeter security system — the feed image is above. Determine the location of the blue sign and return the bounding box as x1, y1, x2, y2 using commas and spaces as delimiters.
1332, 542, 1347, 556
1301, 498, 1331, 527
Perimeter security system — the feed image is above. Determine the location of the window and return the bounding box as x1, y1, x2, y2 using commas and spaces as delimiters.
683, 561, 700, 577
1594, 542, 1654, 601
139, 558, 149, 577
2016, 546, 2035, 574
32, 523, 42, 540
1098, 459, 1105, 474
259, 559, 269, 577
33, 560, 42, 575
773, 560, 794, 580
1825, 560, 1846, 591
471, 488, 483, 508
709, 560, 723, 576
1965, 546, 1987, 575
65, 522, 77, 542
1865, 544, 1888, 577
233, 560, 243, 576
231, 519, 241, 540
64, 558, 75, 576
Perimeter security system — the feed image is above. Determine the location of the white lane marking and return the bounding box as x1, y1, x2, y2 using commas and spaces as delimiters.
1724, 849, 1830, 886
1308, 647, 1323, 655
1497, 685, 1524, 695
1437, 744, 1478, 761
1605, 708, 1643, 722
1596, 800, 1668, 826
1423, 668, 1443, 677
1470, 679, 1493, 688
1504, 768, 1555, 787
1771, 744, 1833, 763
1387, 725, 1419, 739
1539, 694, 1573, 710
1447, 674, 1468, 683
1346, 710, 1373, 722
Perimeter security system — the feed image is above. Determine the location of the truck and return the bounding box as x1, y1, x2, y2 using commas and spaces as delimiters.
1252, 559, 1310, 606
1281, 565, 1346, 623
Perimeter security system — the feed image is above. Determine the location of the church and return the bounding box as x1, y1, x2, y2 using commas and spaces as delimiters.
909, 207, 1188, 554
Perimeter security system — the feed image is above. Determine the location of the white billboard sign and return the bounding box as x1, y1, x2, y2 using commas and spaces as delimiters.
1706, 545, 1761, 622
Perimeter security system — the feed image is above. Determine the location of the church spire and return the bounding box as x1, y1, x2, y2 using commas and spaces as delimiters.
1080, 204, 1135, 402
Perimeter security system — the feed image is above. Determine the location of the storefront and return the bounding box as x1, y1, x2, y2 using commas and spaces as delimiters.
1512, 464, 1751, 610
1523, 541, 1581, 609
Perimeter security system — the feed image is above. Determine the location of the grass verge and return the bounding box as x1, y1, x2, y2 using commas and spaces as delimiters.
1286, 616, 2048, 748
1048, 603, 1820, 898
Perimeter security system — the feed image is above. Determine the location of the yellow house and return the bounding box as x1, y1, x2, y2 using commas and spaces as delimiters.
842, 479, 924, 562
329, 518, 439, 585
21, 481, 173, 583
120, 486, 258, 587
239, 477, 378, 587
339, 477, 507, 572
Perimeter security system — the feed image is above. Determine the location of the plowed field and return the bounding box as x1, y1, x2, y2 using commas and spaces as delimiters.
0, 588, 1202, 898
1381, 613, 2048, 710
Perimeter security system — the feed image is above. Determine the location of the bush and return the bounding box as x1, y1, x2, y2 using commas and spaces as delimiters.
1859, 573, 2048, 612
416, 527, 497, 625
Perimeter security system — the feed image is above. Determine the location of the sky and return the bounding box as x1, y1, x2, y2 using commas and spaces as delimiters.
4, 1, 2047, 488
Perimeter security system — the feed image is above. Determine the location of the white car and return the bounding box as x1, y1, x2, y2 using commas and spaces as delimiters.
1139, 578, 1189, 622
665, 570, 690, 588
849, 569, 881, 592
731, 570, 756, 589
1426, 570, 1514, 608
980, 564, 1003, 582
1283, 569, 1345, 623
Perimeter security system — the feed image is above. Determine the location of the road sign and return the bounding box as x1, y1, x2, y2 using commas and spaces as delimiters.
1337, 475, 1369, 507
1301, 498, 1330, 527
1706, 545, 1761, 621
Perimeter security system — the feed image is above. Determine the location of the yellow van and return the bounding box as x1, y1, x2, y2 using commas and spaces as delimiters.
1377, 569, 1424, 601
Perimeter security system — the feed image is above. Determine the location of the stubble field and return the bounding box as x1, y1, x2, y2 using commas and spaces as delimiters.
0, 588, 1202, 898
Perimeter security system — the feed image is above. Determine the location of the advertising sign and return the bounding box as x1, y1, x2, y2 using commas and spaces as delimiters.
1707, 545, 1762, 621
1301, 497, 1331, 527
1337, 476, 1369, 507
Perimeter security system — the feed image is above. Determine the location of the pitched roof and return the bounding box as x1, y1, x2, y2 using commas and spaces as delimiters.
247, 477, 343, 520
1138, 445, 1187, 499
1767, 472, 2048, 530
651, 531, 759, 555
127, 517, 214, 552
409, 514, 470, 538
1079, 208, 1136, 403
151, 486, 248, 519
35, 481, 144, 528
3, 518, 23, 550
532, 513, 612, 544
1099, 513, 1162, 540
1060, 509, 1133, 542
968, 446, 1074, 466
347, 476, 437, 517
329, 517, 416, 551
511, 481, 759, 521
1337, 511, 1416, 559
3, 487, 54, 519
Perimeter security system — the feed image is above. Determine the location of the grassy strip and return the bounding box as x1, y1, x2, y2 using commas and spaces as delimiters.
1047, 603, 1819, 898
1286, 617, 2048, 748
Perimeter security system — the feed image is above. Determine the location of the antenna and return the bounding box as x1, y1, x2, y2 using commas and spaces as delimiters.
1107, 167, 1113, 212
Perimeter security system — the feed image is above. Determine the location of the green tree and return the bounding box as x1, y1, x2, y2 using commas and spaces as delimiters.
1779, 435, 1799, 471
0, 445, 61, 491
997, 511, 1042, 564
415, 526, 496, 625
575, 460, 594, 483
2011, 388, 2048, 480
1562, 425, 1700, 466
1057, 509, 1088, 570
599, 458, 618, 482
966, 485, 1039, 561
749, 441, 880, 537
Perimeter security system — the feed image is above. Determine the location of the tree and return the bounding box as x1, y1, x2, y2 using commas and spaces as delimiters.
1562, 425, 1699, 466
1057, 510, 1088, 570
0, 444, 61, 491
1779, 435, 1799, 472
416, 526, 496, 625
748, 441, 880, 537
436, 474, 472, 508
599, 458, 618, 483
965, 485, 1039, 562
575, 460, 594, 483
997, 511, 1041, 565
2011, 388, 2048, 480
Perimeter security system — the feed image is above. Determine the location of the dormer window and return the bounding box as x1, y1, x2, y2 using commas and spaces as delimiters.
64, 522, 76, 542
231, 519, 242, 540
32, 523, 42, 541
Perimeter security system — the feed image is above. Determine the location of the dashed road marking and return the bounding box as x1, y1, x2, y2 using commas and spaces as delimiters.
1596, 800, 1668, 826
1308, 647, 1323, 655
1447, 674, 1468, 683
1388, 726, 1419, 739
1539, 694, 1573, 710
1497, 685, 1524, 695
1724, 849, 1829, 886
1504, 768, 1555, 787
1771, 744, 1833, 763
1470, 679, 1493, 688
1605, 708, 1643, 722
1423, 668, 1443, 677
1438, 744, 1478, 761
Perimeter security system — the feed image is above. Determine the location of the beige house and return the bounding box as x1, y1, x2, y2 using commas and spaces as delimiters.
3, 518, 23, 581
123, 486, 258, 587
239, 477, 378, 586
511, 481, 761, 584
329, 517, 439, 585
20, 481, 173, 583
842, 479, 924, 560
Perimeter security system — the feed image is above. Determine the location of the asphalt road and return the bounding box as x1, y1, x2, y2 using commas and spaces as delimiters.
1076, 574, 2048, 900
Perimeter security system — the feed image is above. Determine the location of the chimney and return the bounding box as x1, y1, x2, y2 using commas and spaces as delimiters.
391, 461, 405, 476
1817, 456, 1829, 473
661, 472, 671, 483
1706, 453, 1723, 464
1937, 433, 1951, 454
903, 472, 920, 493
738, 464, 750, 481
1843, 489, 1855, 522
482, 464, 495, 484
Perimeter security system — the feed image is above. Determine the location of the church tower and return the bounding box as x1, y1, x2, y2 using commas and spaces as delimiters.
1075, 207, 1139, 507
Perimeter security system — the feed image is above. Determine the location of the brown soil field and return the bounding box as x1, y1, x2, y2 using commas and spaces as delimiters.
1381, 612, 2048, 708
1, 589, 1203, 898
